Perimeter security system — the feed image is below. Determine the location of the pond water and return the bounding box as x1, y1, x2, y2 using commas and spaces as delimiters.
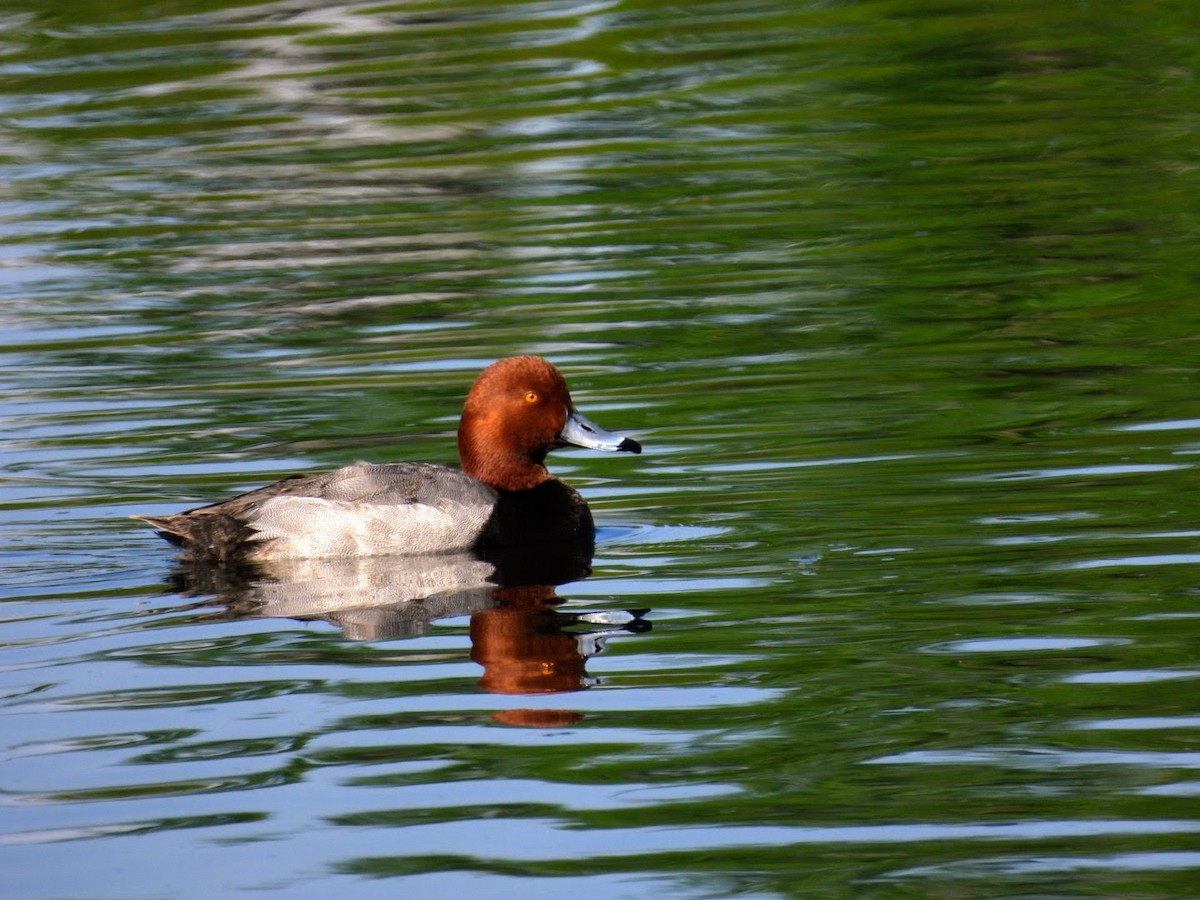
3, 0, 1199, 897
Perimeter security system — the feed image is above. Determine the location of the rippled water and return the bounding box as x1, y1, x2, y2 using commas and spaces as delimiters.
3, 0, 1200, 897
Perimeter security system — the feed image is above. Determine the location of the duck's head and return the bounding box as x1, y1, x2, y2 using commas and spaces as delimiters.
457, 356, 641, 491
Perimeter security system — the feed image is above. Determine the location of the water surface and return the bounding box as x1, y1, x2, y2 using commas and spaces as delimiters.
3, 0, 1200, 897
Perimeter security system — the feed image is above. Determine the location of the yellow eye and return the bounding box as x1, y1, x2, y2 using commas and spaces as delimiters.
525, 391, 539, 403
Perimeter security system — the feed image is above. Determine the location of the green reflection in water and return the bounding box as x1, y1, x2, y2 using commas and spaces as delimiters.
1, 0, 1199, 897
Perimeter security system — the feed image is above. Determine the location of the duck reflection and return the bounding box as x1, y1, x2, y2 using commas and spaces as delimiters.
471, 584, 648, 695
169, 540, 649, 699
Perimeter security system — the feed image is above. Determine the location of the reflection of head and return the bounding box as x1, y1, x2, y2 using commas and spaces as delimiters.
470, 604, 587, 695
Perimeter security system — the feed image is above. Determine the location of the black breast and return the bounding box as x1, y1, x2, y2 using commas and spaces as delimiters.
473, 480, 596, 585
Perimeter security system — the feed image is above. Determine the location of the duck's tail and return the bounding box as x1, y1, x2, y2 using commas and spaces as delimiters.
131, 512, 257, 563
131, 514, 188, 545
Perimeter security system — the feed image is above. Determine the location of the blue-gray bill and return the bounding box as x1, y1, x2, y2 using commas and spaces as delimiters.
558, 408, 642, 454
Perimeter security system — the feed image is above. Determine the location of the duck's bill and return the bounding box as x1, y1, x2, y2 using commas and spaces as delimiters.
558, 408, 642, 454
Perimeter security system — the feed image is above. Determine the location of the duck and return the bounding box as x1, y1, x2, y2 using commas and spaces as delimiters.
134, 356, 641, 564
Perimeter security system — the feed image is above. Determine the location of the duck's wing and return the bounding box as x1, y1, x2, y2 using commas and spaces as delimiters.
238, 462, 496, 507
135, 463, 499, 561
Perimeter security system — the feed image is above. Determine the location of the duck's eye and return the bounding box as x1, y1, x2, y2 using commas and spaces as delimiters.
524, 391, 539, 403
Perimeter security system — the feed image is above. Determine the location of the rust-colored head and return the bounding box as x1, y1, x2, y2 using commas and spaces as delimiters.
457, 356, 640, 491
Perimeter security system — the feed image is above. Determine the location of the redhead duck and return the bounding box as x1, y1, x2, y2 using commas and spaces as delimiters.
135, 356, 641, 563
